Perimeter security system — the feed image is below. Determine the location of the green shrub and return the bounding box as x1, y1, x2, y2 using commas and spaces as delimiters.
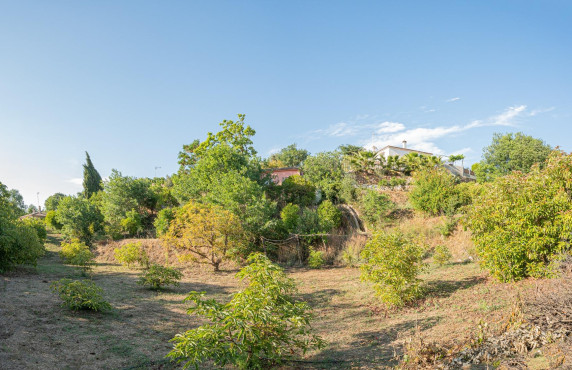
409, 168, 460, 216
154, 207, 176, 236
22, 218, 47, 243
297, 208, 320, 234
114, 242, 149, 268
464, 151, 572, 282
307, 248, 325, 269
168, 253, 324, 369
50, 278, 111, 311
280, 203, 300, 233
433, 245, 452, 266
137, 264, 182, 289
358, 190, 393, 227
120, 209, 143, 236
317, 200, 342, 232
379, 177, 407, 188
60, 239, 94, 271
45, 210, 63, 230
360, 231, 425, 307
280, 175, 316, 207
0, 220, 44, 272
438, 217, 458, 237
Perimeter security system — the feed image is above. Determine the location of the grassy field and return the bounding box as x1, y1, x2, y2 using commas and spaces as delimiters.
0, 224, 550, 369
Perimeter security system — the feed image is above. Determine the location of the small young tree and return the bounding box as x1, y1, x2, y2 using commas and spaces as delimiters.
280, 203, 300, 233
317, 200, 342, 232
137, 264, 182, 290
358, 190, 393, 227
162, 201, 245, 271
408, 167, 460, 216
56, 196, 103, 244
167, 253, 325, 369
360, 231, 425, 307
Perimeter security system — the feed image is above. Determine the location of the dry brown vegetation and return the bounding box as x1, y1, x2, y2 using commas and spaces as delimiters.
1, 211, 570, 369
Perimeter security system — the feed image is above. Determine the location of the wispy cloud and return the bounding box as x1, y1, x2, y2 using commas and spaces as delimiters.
446, 97, 461, 103
312, 119, 406, 138
366, 105, 532, 154
67, 178, 82, 186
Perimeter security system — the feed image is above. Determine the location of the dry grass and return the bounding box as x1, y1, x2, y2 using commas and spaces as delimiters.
1, 228, 539, 369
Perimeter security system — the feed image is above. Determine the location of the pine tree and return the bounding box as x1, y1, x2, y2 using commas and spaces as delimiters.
83, 152, 103, 198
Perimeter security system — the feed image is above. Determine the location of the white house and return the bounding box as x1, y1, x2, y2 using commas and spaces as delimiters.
376, 140, 434, 159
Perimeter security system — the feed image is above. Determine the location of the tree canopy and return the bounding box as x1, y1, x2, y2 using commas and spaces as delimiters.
472, 132, 552, 182
265, 143, 309, 168
82, 152, 103, 198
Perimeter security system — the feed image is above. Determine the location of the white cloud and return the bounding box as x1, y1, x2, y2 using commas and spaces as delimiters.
448, 147, 473, 156
312, 119, 405, 138
446, 97, 461, 103
67, 178, 82, 186
373, 121, 405, 134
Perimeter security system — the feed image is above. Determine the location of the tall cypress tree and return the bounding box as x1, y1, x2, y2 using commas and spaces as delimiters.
83, 152, 103, 198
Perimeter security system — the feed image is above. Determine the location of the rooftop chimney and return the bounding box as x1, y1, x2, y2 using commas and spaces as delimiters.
402, 140, 407, 149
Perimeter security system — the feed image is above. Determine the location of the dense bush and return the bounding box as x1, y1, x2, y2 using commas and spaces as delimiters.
168, 253, 324, 369
379, 177, 407, 188
60, 239, 94, 272
21, 218, 47, 244
408, 167, 460, 216
317, 200, 342, 232
137, 264, 182, 289
308, 248, 325, 269
0, 219, 44, 272
56, 196, 103, 244
154, 207, 176, 236
433, 245, 452, 266
280, 203, 300, 233
50, 278, 111, 311
360, 231, 425, 307
280, 175, 315, 207
120, 209, 143, 236
464, 151, 572, 282
438, 217, 458, 237
114, 242, 149, 268
45, 210, 62, 230
358, 190, 393, 227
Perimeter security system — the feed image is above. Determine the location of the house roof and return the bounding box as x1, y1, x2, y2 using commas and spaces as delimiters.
377, 145, 434, 156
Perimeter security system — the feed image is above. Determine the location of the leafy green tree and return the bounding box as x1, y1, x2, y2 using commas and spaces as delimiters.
101, 170, 158, 233
472, 132, 552, 182
196, 114, 257, 157
177, 139, 201, 174
317, 200, 342, 232
0, 182, 44, 272
280, 174, 315, 207
168, 253, 325, 369
360, 231, 425, 307
358, 190, 393, 227
154, 207, 176, 236
408, 167, 460, 216
346, 150, 378, 176
265, 143, 309, 168
83, 152, 103, 198
302, 151, 343, 202
280, 203, 300, 233
464, 151, 572, 282
21, 218, 47, 244
448, 154, 465, 165
338, 144, 364, 157
163, 201, 245, 271
56, 196, 103, 244
138, 264, 182, 289
6, 189, 25, 217
45, 210, 63, 230
45, 193, 66, 212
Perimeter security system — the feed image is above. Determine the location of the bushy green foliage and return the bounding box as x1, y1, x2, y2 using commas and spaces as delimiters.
45, 210, 63, 230
56, 196, 103, 244
302, 151, 343, 202
265, 143, 309, 168
297, 208, 320, 234
168, 253, 325, 369
154, 207, 176, 236
307, 248, 325, 269
60, 239, 94, 271
438, 217, 458, 237
280, 175, 315, 207
21, 218, 47, 243
120, 209, 143, 236
433, 245, 452, 266
280, 203, 300, 233
379, 177, 407, 188
360, 231, 425, 307
464, 151, 572, 282
0, 183, 44, 272
44, 192, 66, 212
408, 167, 460, 216
472, 132, 552, 183
50, 279, 111, 311
137, 264, 182, 289
317, 200, 342, 232
338, 174, 358, 203
358, 190, 393, 227
114, 242, 149, 268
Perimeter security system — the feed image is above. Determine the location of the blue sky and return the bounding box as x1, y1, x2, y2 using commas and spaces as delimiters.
1, 1, 570, 206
